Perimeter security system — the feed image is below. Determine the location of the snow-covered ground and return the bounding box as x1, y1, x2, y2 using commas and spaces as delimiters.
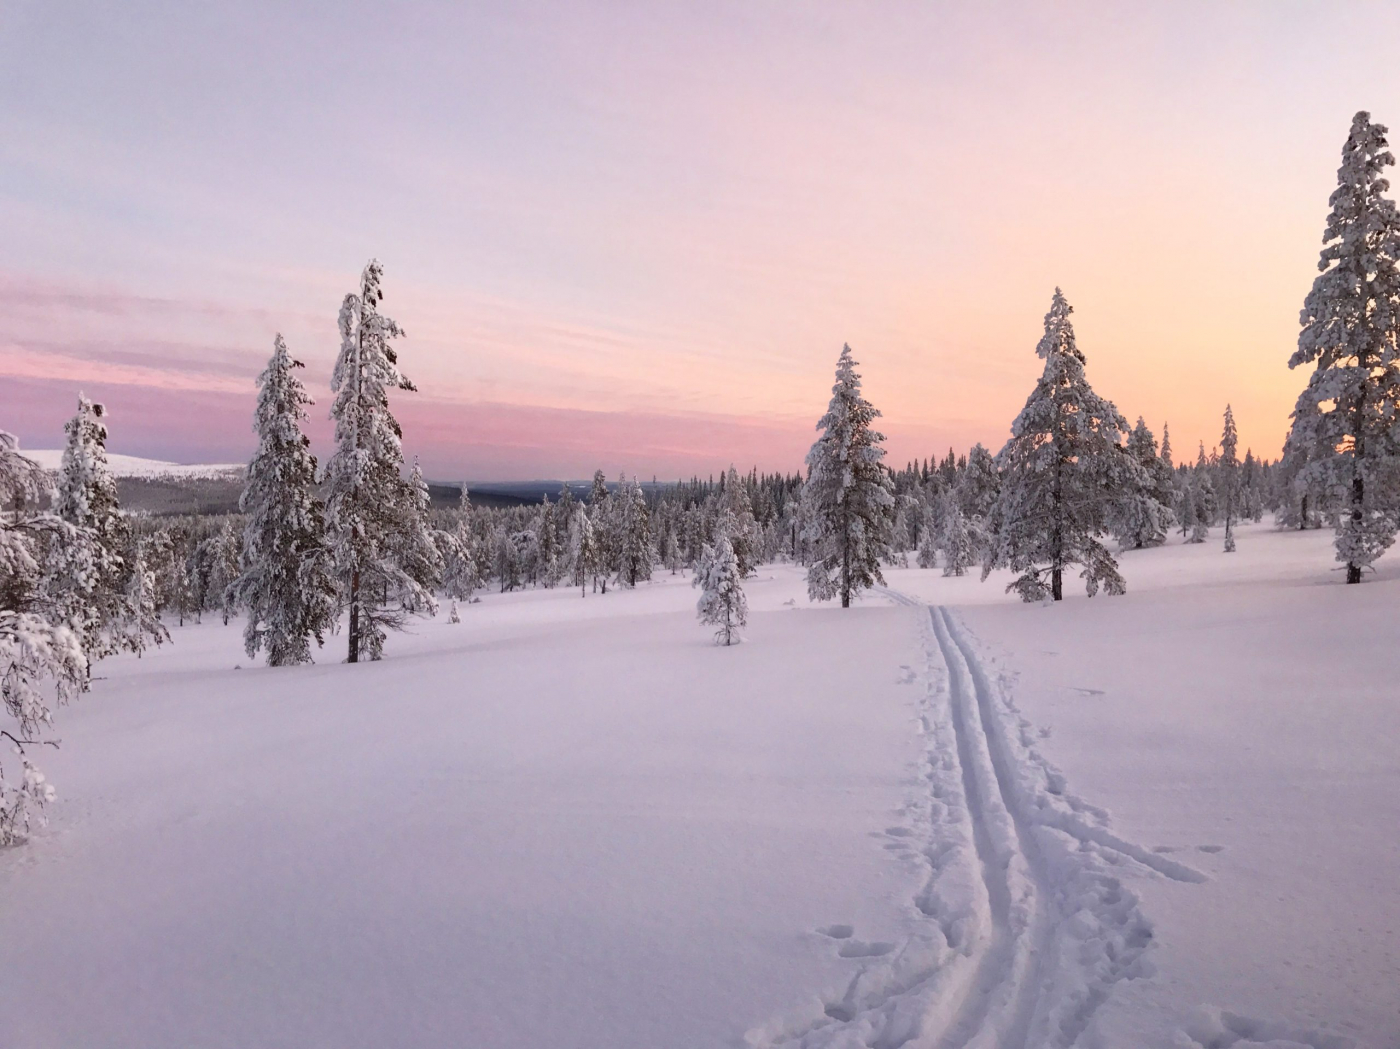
2, 522, 1395, 1048
21, 448, 244, 478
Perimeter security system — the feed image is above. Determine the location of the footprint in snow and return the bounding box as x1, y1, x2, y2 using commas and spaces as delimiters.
816, 924, 853, 940
838, 940, 895, 959
1197, 844, 1225, 854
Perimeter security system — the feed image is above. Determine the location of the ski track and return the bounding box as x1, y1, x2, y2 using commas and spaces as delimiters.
748, 589, 1206, 1049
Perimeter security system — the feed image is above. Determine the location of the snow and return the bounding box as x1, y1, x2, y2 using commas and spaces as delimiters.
22, 448, 244, 479
1, 522, 1395, 1047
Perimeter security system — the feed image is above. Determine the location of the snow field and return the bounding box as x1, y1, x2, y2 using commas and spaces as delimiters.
1, 523, 1394, 1048
0, 567, 932, 1049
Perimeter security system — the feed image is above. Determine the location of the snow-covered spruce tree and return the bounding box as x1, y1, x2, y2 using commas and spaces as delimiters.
1288, 111, 1400, 583
937, 494, 977, 577
401, 459, 444, 598
804, 344, 896, 607
227, 335, 336, 666
1220, 405, 1239, 553
537, 496, 560, 587
719, 465, 758, 575
916, 506, 939, 569
440, 488, 481, 603
1, 433, 90, 843
49, 395, 142, 659
1160, 421, 1174, 471
568, 505, 600, 597
696, 533, 747, 646
587, 469, 614, 594
984, 289, 1142, 601
1179, 484, 1200, 542
662, 529, 682, 574
1113, 417, 1175, 549
323, 259, 435, 662
1194, 442, 1218, 529
197, 521, 242, 624
956, 443, 1000, 522
615, 475, 653, 588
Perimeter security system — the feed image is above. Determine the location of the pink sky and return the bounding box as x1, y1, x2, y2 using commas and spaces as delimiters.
3, 3, 1397, 479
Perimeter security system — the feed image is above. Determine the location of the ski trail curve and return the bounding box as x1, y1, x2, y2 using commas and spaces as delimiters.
748, 590, 1205, 1049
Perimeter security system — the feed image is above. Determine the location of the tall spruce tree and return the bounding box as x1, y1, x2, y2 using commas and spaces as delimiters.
1288, 111, 1400, 583
323, 259, 433, 661
803, 344, 895, 607
615, 475, 653, 588
51, 395, 163, 657
984, 289, 1142, 601
229, 335, 336, 666
1220, 405, 1239, 553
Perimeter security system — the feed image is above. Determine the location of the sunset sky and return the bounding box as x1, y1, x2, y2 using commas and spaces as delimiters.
3, 2, 1398, 480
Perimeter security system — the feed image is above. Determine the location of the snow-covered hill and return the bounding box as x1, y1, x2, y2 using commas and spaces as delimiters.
21, 449, 244, 479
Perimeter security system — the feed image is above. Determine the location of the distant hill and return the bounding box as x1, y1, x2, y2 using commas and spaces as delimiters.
17, 450, 670, 516
22, 449, 244, 480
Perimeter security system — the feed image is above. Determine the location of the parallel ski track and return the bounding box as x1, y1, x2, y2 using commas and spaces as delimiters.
758, 588, 1203, 1049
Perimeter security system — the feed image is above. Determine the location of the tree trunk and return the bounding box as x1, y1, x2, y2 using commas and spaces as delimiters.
347, 567, 360, 663
1347, 471, 1364, 584
1051, 447, 1064, 602
840, 515, 851, 608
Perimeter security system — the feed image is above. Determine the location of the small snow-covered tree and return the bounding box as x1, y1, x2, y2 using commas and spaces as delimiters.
804, 344, 896, 607
1288, 111, 1400, 583
323, 260, 435, 661
696, 533, 747, 646
984, 289, 1142, 601
1220, 405, 1239, 553
228, 335, 336, 666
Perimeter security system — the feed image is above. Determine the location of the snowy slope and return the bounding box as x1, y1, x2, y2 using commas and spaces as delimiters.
0, 525, 1393, 1048
21, 448, 244, 478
